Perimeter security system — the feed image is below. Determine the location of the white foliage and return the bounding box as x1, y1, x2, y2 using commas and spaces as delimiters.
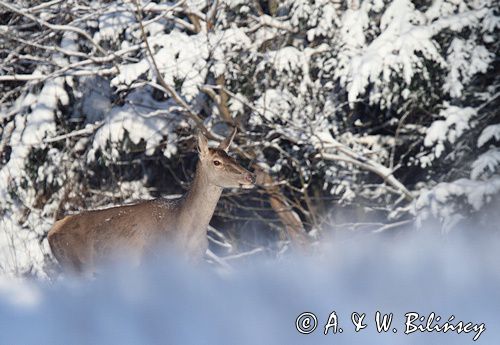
253, 89, 294, 125
471, 148, 500, 180
24, 78, 67, 145
287, 0, 341, 39
89, 89, 179, 161
257, 46, 312, 93
424, 105, 476, 158
478, 124, 500, 147
334, 3, 369, 89
228, 93, 248, 116
340, 0, 445, 107
307, 1, 339, 40
93, 2, 135, 44
111, 60, 149, 87
336, 0, 495, 108
260, 46, 306, 75
288, 0, 316, 28
444, 38, 493, 98
210, 27, 252, 77
425, 0, 466, 21
185, 0, 206, 11
220, 0, 248, 10
112, 31, 208, 101
0, 214, 49, 278
0, 77, 67, 202
414, 176, 500, 232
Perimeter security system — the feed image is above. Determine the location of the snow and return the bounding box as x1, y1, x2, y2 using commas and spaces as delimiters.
228, 93, 248, 116
414, 176, 500, 231
334, 4, 369, 90
112, 31, 208, 101
0, 276, 41, 307
471, 148, 500, 179
253, 89, 294, 124
256, 46, 313, 93
80, 77, 113, 123
477, 124, 500, 147
424, 105, 476, 158
111, 60, 149, 87
23, 78, 66, 145
0, 215, 48, 278
88, 89, 180, 161
339, 0, 445, 107
288, 0, 340, 40
0, 77, 68, 273
93, 2, 136, 44
444, 38, 493, 98
306, 1, 339, 40
260, 47, 306, 75
0, 233, 499, 344
209, 26, 252, 77
335, 0, 496, 108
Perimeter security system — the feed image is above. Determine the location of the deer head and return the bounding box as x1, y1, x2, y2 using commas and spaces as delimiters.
197, 128, 255, 189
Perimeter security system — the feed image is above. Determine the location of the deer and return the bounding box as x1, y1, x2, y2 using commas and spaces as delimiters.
47, 128, 255, 274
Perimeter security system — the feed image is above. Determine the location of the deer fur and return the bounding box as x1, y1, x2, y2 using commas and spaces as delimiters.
48, 128, 255, 274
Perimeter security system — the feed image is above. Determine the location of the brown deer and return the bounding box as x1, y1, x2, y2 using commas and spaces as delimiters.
48, 128, 255, 274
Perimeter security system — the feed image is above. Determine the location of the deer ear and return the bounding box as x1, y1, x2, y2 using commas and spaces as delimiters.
197, 132, 209, 157
218, 127, 237, 152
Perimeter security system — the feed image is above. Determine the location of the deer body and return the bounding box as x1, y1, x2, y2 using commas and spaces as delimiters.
48, 129, 254, 273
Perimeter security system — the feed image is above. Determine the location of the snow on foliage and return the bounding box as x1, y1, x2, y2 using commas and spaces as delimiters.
423, 105, 477, 159
339, 0, 445, 107
478, 124, 500, 148
112, 31, 209, 101
444, 38, 493, 98
93, 2, 136, 44
414, 176, 500, 232
89, 89, 180, 161
471, 149, 500, 180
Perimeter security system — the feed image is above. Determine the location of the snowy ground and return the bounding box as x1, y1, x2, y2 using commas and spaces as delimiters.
0, 230, 499, 345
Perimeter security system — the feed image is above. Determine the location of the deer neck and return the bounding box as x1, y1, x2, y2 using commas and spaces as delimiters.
176, 162, 223, 238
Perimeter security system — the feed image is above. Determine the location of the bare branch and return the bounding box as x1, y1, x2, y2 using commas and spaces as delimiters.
44, 123, 103, 144
26, 0, 64, 13
0, 67, 117, 82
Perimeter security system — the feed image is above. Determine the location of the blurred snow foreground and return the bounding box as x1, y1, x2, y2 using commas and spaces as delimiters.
0, 232, 499, 345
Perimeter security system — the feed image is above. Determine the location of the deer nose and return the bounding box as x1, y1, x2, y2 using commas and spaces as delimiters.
245, 173, 255, 184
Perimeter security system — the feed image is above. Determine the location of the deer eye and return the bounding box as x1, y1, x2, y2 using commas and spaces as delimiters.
213, 160, 221, 166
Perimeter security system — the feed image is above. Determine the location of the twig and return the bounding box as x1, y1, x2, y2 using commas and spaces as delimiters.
0, 67, 116, 82
26, 0, 63, 13
223, 247, 265, 261
373, 219, 413, 233
44, 123, 103, 143
206, 249, 233, 271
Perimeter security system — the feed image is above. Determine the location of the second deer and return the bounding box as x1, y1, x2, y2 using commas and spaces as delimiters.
48, 128, 255, 274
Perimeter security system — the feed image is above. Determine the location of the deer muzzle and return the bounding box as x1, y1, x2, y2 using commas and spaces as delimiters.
242, 173, 256, 189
